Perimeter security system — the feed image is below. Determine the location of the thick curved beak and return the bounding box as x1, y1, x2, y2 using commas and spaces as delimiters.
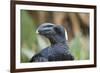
36, 27, 54, 34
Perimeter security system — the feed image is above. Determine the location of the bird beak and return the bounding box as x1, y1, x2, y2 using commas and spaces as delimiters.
36, 29, 39, 34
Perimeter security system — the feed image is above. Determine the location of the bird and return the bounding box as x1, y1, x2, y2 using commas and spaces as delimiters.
30, 23, 74, 62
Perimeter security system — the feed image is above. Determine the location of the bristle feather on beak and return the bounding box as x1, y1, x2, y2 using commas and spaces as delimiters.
64, 29, 68, 40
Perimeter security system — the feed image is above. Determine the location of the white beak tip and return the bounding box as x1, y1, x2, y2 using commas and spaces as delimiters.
36, 29, 39, 34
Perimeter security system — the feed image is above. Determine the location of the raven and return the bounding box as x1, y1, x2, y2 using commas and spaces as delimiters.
30, 23, 74, 62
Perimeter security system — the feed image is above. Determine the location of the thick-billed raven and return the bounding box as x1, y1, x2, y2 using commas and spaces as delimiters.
30, 23, 74, 62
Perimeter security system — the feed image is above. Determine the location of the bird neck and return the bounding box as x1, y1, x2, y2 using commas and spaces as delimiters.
49, 38, 66, 46
51, 41, 68, 49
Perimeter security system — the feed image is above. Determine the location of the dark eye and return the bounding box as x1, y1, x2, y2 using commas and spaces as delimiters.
54, 27, 61, 34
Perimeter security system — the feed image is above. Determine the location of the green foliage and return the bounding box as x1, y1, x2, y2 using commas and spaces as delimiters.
69, 34, 89, 60
21, 10, 38, 62
21, 10, 37, 49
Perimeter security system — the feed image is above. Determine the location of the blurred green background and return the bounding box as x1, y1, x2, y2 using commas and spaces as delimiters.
21, 10, 89, 63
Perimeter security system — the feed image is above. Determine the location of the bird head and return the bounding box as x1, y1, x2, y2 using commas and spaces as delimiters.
36, 23, 67, 44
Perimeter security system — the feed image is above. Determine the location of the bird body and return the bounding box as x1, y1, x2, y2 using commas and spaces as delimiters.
30, 42, 74, 62
30, 23, 74, 62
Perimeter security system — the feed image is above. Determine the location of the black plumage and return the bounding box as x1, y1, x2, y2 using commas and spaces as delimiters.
30, 23, 74, 62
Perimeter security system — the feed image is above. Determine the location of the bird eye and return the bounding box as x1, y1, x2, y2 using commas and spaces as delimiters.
54, 27, 61, 34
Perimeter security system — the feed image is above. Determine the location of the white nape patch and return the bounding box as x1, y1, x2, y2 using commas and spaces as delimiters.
65, 29, 68, 40
37, 35, 50, 50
